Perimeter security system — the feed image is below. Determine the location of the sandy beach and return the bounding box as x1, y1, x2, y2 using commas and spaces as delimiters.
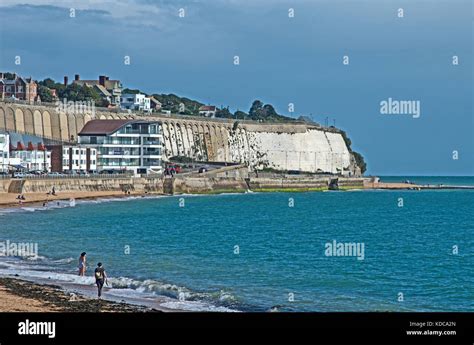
0, 190, 157, 208
0, 277, 159, 312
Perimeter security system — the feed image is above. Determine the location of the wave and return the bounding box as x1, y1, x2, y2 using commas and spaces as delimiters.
0, 255, 241, 312
24, 255, 48, 261
52, 257, 75, 264
0, 202, 76, 215
0, 195, 169, 215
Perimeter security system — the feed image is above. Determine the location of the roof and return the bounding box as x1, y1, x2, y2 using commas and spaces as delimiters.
78, 120, 133, 136
94, 84, 112, 97
149, 96, 162, 104
74, 79, 121, 90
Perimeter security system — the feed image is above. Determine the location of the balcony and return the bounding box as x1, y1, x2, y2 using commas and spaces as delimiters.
143, 159, 161, 166
143, 149, 161, 156
99, 149, 140, 156
142, 140, 161, 146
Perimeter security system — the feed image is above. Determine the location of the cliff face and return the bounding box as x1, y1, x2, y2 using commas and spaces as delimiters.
161, 121, 358, 175
0, 102, 361, 176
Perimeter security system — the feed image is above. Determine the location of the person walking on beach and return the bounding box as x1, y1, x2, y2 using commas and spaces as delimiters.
78, 252, 87, 276
94, 262, 107, 299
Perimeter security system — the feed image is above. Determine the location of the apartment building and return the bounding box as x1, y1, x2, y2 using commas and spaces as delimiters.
78, 120, 163, 175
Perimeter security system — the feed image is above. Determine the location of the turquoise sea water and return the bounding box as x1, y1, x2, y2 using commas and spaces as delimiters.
0, 177, 473, 311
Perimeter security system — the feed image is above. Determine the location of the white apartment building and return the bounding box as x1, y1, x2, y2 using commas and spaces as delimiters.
120, 93, 151, 112
0, 133, 52, 172
62, 146, 97, 172
78, 120, 163, 175
198, 105, 217, 117
0, 133, 9, 172
10, 147, 51, 171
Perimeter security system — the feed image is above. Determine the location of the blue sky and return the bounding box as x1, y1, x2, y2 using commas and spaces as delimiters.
0, 0, 472, 175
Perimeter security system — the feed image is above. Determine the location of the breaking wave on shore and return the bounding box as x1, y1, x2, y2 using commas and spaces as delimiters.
0, 256, 241, 312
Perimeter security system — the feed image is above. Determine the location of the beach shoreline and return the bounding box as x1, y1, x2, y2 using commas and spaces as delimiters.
0, 190, 161, 208
0, 276, 161, 312
0, 179, 470, 209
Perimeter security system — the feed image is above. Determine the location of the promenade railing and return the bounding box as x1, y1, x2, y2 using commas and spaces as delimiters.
0, 172, 150, 180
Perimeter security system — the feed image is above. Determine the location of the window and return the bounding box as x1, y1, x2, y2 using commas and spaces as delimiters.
75, 150, 79, 155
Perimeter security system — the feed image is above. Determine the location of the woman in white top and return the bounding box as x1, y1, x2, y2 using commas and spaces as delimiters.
78, 252, 87, 276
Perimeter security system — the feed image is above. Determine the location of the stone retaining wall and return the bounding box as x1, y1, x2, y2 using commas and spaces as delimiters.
9, 177, 164, 194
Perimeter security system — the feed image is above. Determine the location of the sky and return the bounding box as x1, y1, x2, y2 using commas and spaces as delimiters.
0, 0, 472, 175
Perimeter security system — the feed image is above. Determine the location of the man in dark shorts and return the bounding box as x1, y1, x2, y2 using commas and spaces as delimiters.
94, 262, 107, 299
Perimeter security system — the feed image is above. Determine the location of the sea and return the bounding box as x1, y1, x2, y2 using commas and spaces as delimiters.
0, 176, 472, 312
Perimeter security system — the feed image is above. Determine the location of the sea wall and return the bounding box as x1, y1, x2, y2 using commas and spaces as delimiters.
0, 175, 367, 196
172, 177, 249, 194
16, 177, 163, 194
247, 177, 329, 191
0, 179, 9, 193
0, 102, 359, 175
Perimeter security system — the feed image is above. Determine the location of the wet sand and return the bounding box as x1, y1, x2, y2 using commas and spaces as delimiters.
0, 277, 159, 312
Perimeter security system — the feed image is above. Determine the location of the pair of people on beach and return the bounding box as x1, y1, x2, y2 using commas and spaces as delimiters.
78, 252, 108, 298
16, 194, 26, 205
46, 187, 56, 196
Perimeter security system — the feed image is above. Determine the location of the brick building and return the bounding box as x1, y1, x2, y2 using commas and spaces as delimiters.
0, 73, 38, 102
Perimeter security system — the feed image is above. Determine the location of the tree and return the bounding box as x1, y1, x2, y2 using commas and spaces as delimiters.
39, 78, 57, 89
234, 110, 247, 119
262, 104, 277, 117
122, 88, 141, 95
58, 83, 81, 100
37, 85, 53, 103
339, 130, 366, 174
38, 78, 65, 100
215, 107, 233, 118
352, 151, 367, 174
249, 100, 264, 117
3, 72, 15, 80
